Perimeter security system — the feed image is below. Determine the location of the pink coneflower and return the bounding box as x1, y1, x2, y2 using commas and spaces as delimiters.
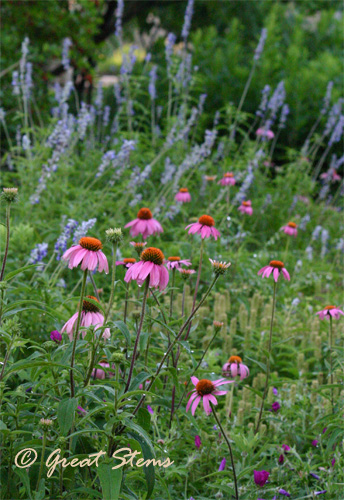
124, 208, 163, 240
258, 260, 290, 282
178, 268, 196, 279
62, 237, 109, 273
281, 221, 298, 237
238, 200, 253, 215
124, 247, 169, 291
175, 188, 191, 203
320, 169, 341, 182
218, 172, 236, 186
92, 361, 113, 380
61, 295, 110, 341
316, 305, 344, 320
222, 355, 249, 380
185, 215, 220, 240
186, 376, 233, 416
165, 256, 192, 270
256, 128, 274, 140
130, 241, 147, 257
116, 258, 136, 268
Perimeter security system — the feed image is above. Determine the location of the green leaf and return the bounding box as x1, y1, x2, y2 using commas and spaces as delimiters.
97, 461, 122, 500
113, 320, 131, 347
4, 264, 38, 281
57, 398, 78, 436
14, 468, 32, 500
127, 431, 155, 499
137, 408, 151, 432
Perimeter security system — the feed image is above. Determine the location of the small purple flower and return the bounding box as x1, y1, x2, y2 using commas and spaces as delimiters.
322, 427, 327, 434
254, 470, 270, 487
195, 435, 201, 449
282, 444, 290, 452
331, 458, 336, 467
218, 458, 226, 471
273, 387, 278, 395
278, 489, 291, 497
147, 405, 154, 415
271, 402, 281, 412
315, 491, 327, 496
312, 439, 319, 447
278, 454, 285, 464
50, 330, 62, 343
77, 406, 87, 415
213, 424, 217, 430
26, 387, 32, 393
310, 473, 320, 480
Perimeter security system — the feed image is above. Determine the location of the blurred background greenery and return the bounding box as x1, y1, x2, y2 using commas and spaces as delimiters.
1, 0, 343, 154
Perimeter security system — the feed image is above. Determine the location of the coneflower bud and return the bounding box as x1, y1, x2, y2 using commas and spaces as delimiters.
213, 320, 224, 332
105, 227, 123, 245
209, 259, 231, 276
39, 418, 53, 430
1, 187, 19, 203
112, 352, 125, 364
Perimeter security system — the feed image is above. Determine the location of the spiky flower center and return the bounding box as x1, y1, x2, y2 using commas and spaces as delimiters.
224, 173, 234, 178
83, 295, 100, 312
324, 305, 336, 310
198, 215, 215, 227
123, 258, 136, 264
179, 188, 189, 193
79, 237, 102, 252
141, 247, 164, 265
196, 379, 215, 397
137, 208, 153, 220
269, 260, 284, 269
242, 201, 250, 207
228, 355, 242, 364
287, 222, 297, 228
132, 242, 146, 248
168, 256, 181, 262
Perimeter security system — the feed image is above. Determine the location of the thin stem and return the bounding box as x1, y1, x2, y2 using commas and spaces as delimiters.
123, 281, 130, 324
181, 282, 186, 318
329, 316, 334, 412
229, 61, 257, 143
129, 275, 219, 419
36, 431, 47, 491
210, 402, 239, 500
0, 205, 11, 281
169, 268, 176, 319
255, 280, 277, 434
124, 277, 150, 392
70, 270, 88, 398
105, 242, 118, 322
175, 325, 221, 413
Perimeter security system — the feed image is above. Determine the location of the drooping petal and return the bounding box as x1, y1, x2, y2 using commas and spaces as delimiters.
186, 391, 198, 412
282, 267, 290, 281
273, 268, 279, 282
203, 395, 211, 415
191, 395, 201, 416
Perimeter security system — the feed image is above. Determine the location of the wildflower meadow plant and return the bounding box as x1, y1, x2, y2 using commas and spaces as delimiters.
0, 7, 342, 500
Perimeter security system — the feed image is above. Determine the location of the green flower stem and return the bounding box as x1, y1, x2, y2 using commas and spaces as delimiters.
169, 268, 176, 319
36, 431, 47, 491
175, 325, 221, 413
123, 281, 130, 324
255, 280, 277, 434
105, 242, 118, 322
329, 316, 334, 412
210, 402, 239, 500
124, 277, 150, 392
70, 269, 88, 398
0, 205, 11, 281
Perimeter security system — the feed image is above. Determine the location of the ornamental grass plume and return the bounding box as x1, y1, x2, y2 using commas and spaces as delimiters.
238, 200, 253, 215
175, 188, 191, 203
62, 237, 109, 273
61, 295, 110, 341
125, 208, 163, 239
281, 221, 298, 237
185, 214, 220, 240
124, 247, 169, 291
222, 355, 250, 380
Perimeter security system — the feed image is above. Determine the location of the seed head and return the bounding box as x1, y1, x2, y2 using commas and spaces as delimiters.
106, 227, 123, 245
2, 187, 19, 203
